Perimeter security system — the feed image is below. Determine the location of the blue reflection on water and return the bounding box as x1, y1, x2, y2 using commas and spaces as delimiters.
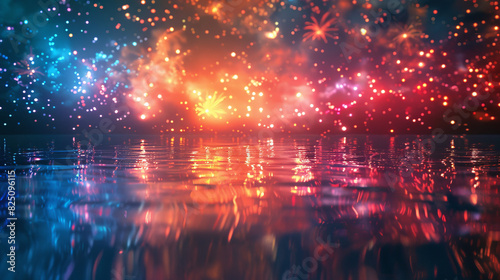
1, 135, 500, 280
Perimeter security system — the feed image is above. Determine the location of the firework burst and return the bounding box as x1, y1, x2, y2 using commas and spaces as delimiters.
303, 12, 338, 43
392, 23, 424, 55
196, 92, 227, 119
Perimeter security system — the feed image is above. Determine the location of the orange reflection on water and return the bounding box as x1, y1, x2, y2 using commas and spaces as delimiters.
14, 135, 500, 279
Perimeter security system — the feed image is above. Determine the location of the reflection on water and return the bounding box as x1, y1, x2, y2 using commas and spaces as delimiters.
1, 135, 500, 280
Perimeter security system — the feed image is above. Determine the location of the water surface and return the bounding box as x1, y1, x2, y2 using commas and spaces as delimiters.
1, 135, 500, 280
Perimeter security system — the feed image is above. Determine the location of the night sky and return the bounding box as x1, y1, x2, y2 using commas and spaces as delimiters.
1, 0, 499, 134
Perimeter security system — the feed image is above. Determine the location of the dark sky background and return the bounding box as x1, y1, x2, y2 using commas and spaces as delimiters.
0, 0, 499, 134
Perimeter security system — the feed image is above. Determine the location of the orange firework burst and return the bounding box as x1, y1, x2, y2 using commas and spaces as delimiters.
393, 23, 424, 55
302, 12, 338, 43
394, 24, 423, 43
